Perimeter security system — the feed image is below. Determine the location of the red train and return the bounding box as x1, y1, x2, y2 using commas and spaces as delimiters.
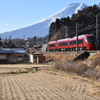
48, 34, 98, 51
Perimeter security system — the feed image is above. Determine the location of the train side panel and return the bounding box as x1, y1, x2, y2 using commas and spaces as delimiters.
69, 36, 84, 50
56, 39, 69, 51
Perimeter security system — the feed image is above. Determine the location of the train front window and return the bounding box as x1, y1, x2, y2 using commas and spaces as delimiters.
86, 36, 97, 44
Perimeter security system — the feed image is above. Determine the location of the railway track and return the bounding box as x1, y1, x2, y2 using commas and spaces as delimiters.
45, 50, 100, 54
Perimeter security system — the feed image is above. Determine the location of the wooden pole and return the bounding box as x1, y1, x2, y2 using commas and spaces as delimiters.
96, 15, 98, 39
76, 22, 78, 54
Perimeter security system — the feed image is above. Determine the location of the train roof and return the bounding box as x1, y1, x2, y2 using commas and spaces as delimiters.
83, 34, 95, 37
57, 38, 70, 42
48, 41, 56, 44
48, 34, 95, 44
70, 34, 95, 40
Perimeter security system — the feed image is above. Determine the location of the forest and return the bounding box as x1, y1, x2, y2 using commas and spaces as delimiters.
48, 4, 100, 41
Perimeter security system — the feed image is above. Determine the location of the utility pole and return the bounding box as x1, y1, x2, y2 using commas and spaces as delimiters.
65, 26, 68, 38
47, 35, 49, 52
0, 36, 2, 49
96, 15, 98, 39
76, 22, 78, 54
9, 36, 12, 50
36, 37, 38, 50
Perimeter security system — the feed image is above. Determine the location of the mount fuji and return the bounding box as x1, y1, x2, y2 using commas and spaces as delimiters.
1, 3, 87, 39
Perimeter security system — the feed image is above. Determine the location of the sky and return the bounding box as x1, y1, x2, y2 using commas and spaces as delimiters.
0, 0, 100, 34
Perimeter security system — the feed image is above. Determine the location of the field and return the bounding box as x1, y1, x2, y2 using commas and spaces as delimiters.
0, 64, 100, 100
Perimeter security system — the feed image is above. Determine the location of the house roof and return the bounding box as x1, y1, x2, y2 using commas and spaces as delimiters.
0, 49, 23, 54
3, 48, 26, 53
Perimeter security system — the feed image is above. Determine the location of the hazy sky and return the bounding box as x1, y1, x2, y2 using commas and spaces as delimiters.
0, 0, 100, 33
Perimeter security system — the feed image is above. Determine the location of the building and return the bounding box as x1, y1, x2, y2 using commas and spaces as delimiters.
32, 53, 45, 63
0, 49, 24, 64
23, 52, 45, 63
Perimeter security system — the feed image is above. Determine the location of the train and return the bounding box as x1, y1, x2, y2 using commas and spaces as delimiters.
48, 34, 98, 51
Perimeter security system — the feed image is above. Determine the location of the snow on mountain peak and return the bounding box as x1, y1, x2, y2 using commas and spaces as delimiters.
1, 3, 87, 39
75, 3, 85, 13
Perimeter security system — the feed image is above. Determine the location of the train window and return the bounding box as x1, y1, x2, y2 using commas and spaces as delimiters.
86, 36, 97, 44
70, 41, 76, 45
70, 39, 83, 45
78, 39, 83, 44
49, 44, 55, 47
59, 42, 68, 46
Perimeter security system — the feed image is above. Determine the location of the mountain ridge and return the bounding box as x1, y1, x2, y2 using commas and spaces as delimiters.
1, 3, 87, 39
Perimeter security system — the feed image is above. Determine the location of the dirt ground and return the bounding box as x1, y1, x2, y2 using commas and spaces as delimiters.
0, 64, 100, 100
0, 64, 47, 73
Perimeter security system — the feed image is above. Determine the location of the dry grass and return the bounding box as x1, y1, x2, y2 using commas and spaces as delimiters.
54, 60, 100, 81
44, 53, 75, 62
90, 82, 100, 97
0, 53, 99, 99
87, 53, 100, 60
0, 64, 47, 74
54, 61, 88, 75
0, 68, 100, 100
85, 65, 100, 80
44, 53, 100, 81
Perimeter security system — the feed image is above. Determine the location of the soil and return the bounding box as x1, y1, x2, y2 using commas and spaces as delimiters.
0, 64, 100, 100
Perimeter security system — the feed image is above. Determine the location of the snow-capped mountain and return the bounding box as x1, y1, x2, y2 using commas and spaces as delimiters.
1, 3, 87, 39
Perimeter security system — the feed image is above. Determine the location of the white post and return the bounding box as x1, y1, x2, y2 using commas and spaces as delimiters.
29, 54, 33, 63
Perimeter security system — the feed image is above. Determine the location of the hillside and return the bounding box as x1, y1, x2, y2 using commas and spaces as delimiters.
44, 52, 100, 81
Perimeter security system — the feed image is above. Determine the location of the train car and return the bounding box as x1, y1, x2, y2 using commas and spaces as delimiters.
48, 41, 57, 51
69, 35, 84, 50
56, 38, 69, 51
48, 34, 97, 51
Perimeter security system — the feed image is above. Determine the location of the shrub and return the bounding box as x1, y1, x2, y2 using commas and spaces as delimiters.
85, 65, 100, 80
54, 61, 88, 75
54, 61, 100, 81
74, 63, 88, 75
91, 59, 100, 68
